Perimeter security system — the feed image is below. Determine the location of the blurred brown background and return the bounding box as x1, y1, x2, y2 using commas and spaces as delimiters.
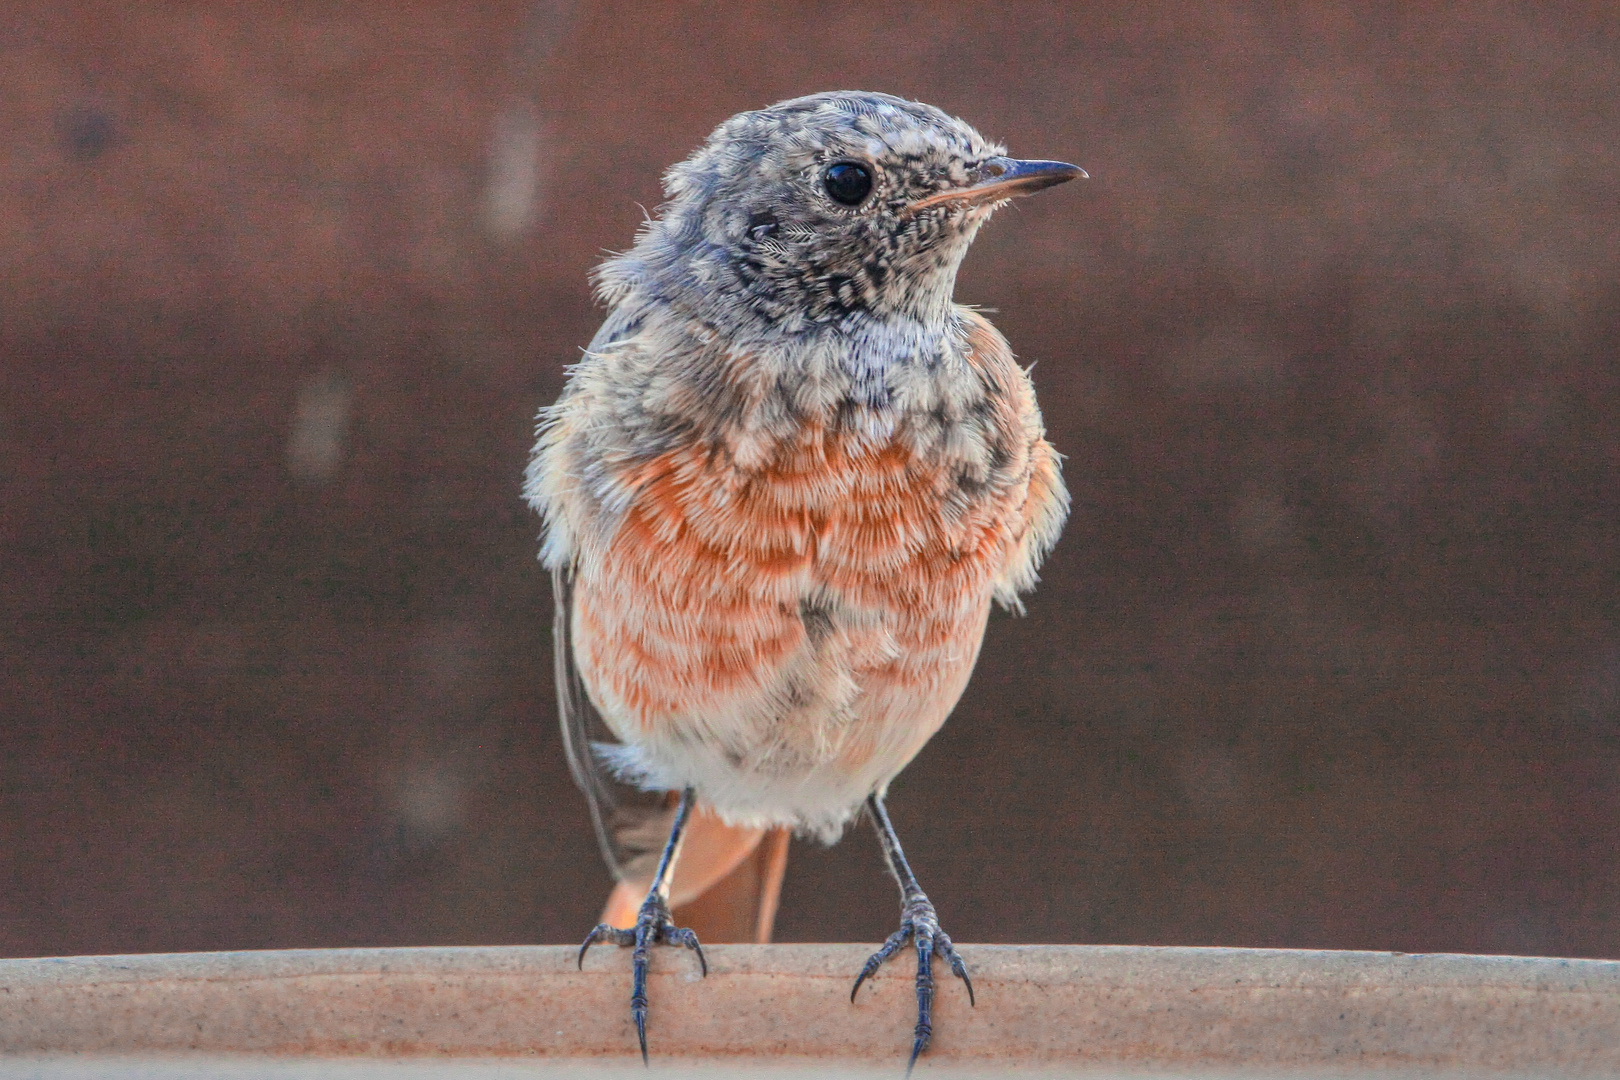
3, 2, 1618, 960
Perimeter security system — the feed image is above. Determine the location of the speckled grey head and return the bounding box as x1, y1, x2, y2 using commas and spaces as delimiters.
595, 90, 1084, 334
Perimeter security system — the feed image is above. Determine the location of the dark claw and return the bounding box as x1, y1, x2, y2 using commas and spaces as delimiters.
577, 922, 633, 969
936, 929, 974, 1007
669, 926, 708, 975
955, 960, 975, 1007
849, 895, 973, 1074
850, 926, 909, 1002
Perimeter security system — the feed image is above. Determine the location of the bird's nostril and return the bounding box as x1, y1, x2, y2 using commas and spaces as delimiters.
747, 211, 779, 241
981, 161, 1007, 179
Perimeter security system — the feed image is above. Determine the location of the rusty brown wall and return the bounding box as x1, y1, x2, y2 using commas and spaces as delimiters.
2, 2, 1618, 959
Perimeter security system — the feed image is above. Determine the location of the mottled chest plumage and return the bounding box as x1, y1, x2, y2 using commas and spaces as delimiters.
529, 306, 1066, 835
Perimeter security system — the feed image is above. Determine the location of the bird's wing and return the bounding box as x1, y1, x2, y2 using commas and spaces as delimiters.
535, 308, 684, 885
958, 308, 1070, 607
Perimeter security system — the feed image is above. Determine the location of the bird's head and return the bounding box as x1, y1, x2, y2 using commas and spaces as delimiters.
598, 90, 1085, 332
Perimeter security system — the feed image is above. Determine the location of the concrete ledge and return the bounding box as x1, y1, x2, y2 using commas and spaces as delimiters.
1, 945, 1617, 1071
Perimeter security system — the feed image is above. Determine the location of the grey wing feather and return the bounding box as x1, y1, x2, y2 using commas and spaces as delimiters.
552, 573, 673, 884
548, 310, 676, 885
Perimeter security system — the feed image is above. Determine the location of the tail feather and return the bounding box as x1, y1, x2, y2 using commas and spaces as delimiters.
600, 807, 791, 943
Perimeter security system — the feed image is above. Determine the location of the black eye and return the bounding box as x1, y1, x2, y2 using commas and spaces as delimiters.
823, 162, 873, 206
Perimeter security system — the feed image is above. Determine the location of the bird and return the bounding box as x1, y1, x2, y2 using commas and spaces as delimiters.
524, 89, 1081, 1071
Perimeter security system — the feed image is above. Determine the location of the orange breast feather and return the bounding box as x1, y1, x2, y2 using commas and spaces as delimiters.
571, 311, 1063, 780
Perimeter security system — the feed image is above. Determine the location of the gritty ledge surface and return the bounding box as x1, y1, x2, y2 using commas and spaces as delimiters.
0, 944, 1617, 1071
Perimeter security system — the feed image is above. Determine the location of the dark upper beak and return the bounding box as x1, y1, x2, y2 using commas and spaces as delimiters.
907, 157, 1088, 213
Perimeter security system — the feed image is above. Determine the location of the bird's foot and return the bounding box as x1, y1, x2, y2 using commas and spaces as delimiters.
578, 897, 706, 1064
850, 893, 974, 1075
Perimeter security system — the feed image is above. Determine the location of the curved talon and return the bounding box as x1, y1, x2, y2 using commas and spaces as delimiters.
850, 927, 909, 1001
907, 1031, 928, 1077
953, 958, 975, 1007
935, 929, 974, 1007
669, 927, 708, 975
577, 922, 632, 969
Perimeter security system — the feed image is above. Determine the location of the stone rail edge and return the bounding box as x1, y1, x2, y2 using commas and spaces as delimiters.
1, 944, 1617, 1070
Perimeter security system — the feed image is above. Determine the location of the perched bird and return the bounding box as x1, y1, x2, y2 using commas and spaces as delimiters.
525, 90, 1081, 1070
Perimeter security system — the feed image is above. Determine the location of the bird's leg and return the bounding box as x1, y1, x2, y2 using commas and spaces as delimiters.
577, 786, 706, 1064
850, 793, 973, 1075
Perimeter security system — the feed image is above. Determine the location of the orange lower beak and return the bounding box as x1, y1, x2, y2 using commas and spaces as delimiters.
907, 157, 1087, 213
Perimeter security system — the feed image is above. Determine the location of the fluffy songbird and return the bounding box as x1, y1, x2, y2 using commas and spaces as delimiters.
525, 90, 1081, 1070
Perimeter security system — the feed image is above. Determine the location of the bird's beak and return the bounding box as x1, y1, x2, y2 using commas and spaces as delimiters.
906, 157, 1087, 214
